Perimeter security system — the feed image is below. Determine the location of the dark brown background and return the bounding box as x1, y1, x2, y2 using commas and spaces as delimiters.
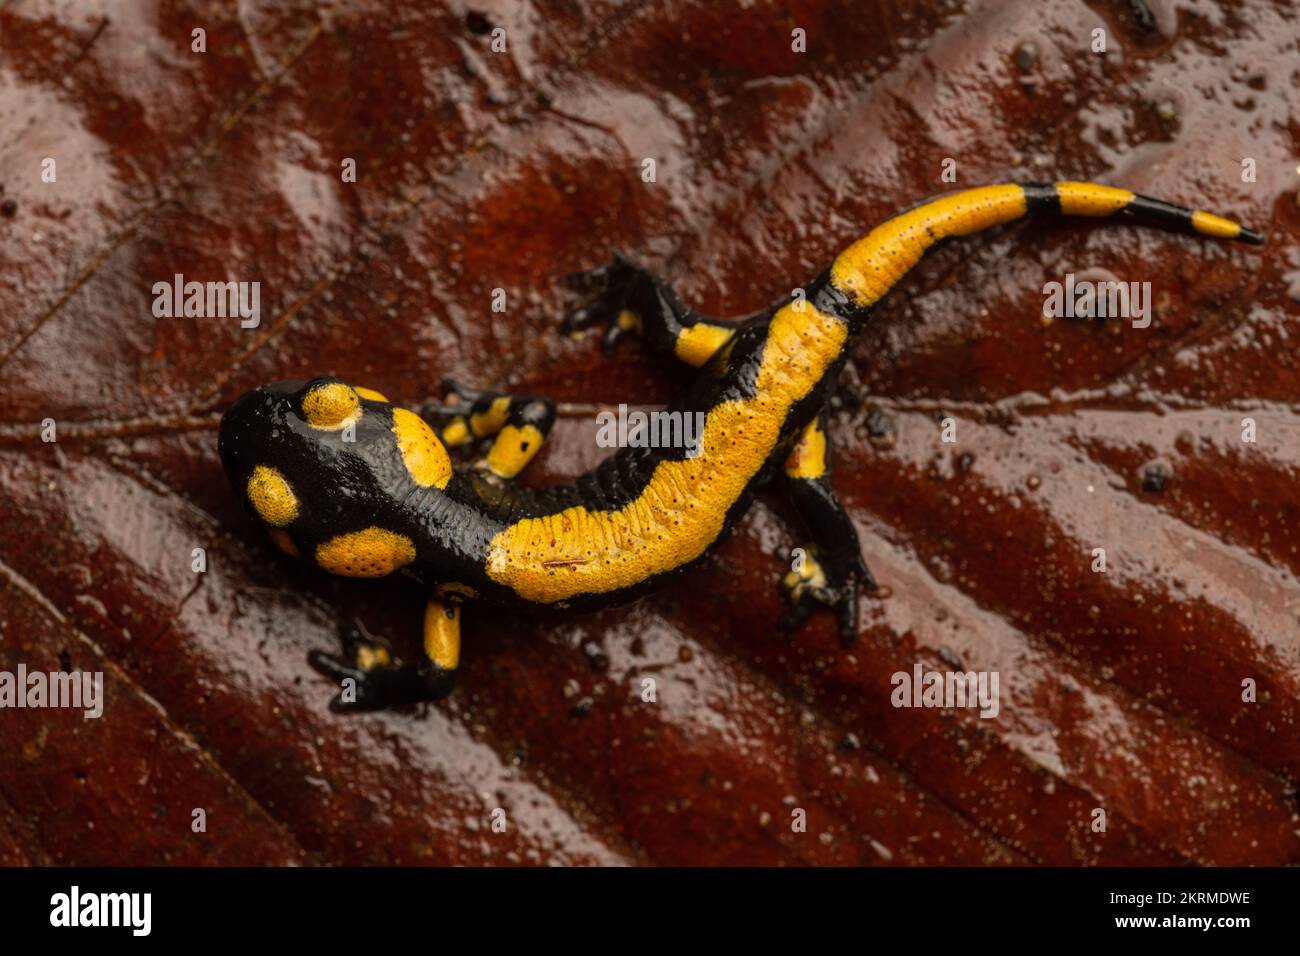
0, 0, 1297, 865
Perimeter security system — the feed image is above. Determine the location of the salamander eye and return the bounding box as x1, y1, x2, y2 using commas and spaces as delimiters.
298, 377, 361, 430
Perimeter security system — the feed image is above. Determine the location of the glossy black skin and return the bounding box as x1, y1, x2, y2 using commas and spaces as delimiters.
219, 177, 1263, 711
218, 266, 865, 616
219, 381, 500, 597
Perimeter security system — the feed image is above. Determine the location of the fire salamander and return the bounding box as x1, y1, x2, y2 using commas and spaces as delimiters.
218, 182, 1261, 710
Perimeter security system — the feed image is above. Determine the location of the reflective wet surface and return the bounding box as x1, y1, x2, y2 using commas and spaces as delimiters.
0, 0, 1296, 864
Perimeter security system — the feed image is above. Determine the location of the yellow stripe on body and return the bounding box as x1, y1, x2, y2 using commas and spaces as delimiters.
830, 184, 1029, 308
486, 303, 848, 602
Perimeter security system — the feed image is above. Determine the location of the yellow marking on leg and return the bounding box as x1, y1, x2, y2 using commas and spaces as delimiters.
783, 550, 827, 601
485, 423, 544, 479
268, 528, 300, 557
830, 184, 1029, 307
247, 465, 299, 526
316, 527, 416, 577
1190, 209, 1242, 240
356, 644, 391, 670
470, 396, 511, 437
486, 303, 848, 602
784, 417, 827, 479
392, 407, 452, 488
441, 417, 472, 446
355, 386, 388, 402
616, 309, 643, 333
1054, 181, 1134, 216
302, 382, 362, 430
674, 322, 736, 368
423, 599, 461, 670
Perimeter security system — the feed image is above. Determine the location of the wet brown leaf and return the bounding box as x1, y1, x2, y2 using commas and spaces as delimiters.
0, 0, 1297, 865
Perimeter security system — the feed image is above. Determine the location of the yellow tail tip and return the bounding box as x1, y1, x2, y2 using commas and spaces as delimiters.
1192, 209, 1263, 244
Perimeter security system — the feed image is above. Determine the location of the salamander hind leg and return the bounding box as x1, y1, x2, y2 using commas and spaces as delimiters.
781, 413, 878, 647
562, 253, 740, 368
307, 598, 461, 712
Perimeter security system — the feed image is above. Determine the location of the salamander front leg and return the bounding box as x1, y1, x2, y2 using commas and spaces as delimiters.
307, 597, 461, 712
562, 254, 742, 368
418, 381, 556, 480
781, 414, 878, 647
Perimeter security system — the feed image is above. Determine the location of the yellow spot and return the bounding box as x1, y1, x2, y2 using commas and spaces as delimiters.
831, 184, 1029, 306
423, 599, 461, 670
1190, 209, 1242, 239
470, 396, 511, 437
316, 528, 416, 577
784, 551, 827, 596
392, 407, 452, 488
268, 529, 300, 557
441, 417, 471, 447
616, 310, 643, 333
356, 644, 391, 670
302, 382, 361, 430
486, 303, 847, 602
355, 386, 388, 402
674, 322, 736, 367
1054, 181, 1134, 217
247, 465, 298, 527
486, 423, 543, 479
784, 418, 827, 479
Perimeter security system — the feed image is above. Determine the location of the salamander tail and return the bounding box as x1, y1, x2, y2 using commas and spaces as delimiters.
828, 181, 1263, 311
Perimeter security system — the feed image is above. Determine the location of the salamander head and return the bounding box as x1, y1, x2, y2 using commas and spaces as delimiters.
218, 377, 453, 576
